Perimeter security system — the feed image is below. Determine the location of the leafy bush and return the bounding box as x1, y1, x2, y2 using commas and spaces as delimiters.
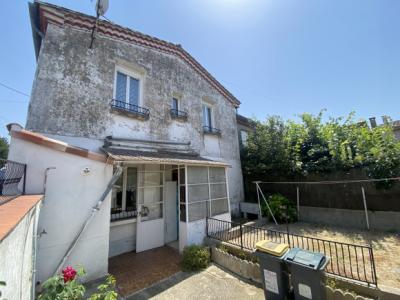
241, 112, 400, 189
182, 245, 210, 271
38, 266, 118, 300
38, 266, 86, 300
88, 275, 118, 300
261, 193, 297, 223
217, 244, 258, 263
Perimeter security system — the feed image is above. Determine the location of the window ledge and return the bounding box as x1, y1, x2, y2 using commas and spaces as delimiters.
203, 126, 222, 136
111, 106, 150, 120
170, 109, 188, 121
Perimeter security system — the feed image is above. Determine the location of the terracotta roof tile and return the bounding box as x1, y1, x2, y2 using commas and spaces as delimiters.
0, 195, 43, 241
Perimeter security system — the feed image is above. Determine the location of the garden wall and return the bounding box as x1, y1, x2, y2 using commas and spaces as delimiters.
244, 169, 400, 212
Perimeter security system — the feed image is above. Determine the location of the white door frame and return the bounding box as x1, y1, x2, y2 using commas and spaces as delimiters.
136, 168, 165, 252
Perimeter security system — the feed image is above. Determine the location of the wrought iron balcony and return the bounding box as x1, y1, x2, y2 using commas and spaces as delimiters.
170, 108, 188, 120
0, 158, 26, 205
203, 126, 221, 135
110, 99, 150, 120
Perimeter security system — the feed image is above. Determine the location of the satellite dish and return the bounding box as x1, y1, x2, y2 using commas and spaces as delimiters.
96, 0, 109, 16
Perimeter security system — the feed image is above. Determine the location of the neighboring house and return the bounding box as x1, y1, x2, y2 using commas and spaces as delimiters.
7, 1, 245, 284
369, 116, 400, 140
236, 114, 255, 148
393, 120, 400, 140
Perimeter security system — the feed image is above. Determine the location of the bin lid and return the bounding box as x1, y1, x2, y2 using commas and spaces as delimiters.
284, 248, 327, 270
255, 240, 289, 257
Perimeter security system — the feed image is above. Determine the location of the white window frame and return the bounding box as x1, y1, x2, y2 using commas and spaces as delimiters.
113, 65, 144, 107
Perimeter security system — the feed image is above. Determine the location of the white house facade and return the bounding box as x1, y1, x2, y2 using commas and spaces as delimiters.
6, 1, 244, 284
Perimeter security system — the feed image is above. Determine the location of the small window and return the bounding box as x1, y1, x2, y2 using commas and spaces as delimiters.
202, 104, 212, 128
240, 130, 248, 146
115, 70, 140, 106
172, 98, 179, 111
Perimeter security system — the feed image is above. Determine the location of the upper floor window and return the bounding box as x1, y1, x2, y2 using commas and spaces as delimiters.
202, 103, 221, 135
202, 104, 212, 128
172, 98, 179, 110
115, 70, 140, 106
240, 130, 249, 147
111, 66, 149, 119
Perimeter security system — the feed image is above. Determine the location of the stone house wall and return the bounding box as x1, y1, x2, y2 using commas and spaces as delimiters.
26, 22, 244, 214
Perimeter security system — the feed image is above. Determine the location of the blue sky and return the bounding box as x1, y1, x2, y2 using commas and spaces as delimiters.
0, 0, 399, 138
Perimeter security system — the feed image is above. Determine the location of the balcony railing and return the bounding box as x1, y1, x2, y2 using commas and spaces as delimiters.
0, 158, 26, 205
110, 99, 150, 119
170, 109, 188, 120
203, 126, 221, 135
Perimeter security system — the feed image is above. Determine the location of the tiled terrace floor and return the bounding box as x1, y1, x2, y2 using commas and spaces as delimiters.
108, 246, 182, 297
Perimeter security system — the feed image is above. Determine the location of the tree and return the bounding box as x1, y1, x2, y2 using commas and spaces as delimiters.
241, 112, 400, 188
0, 137, 8, 160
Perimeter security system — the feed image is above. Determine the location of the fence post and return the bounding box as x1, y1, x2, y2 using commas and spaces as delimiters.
361, 186, 370, 230
369, 244, 378, 285
239, 223, 243, 249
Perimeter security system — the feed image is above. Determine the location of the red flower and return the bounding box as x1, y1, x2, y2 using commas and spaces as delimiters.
62, 266, 77, 283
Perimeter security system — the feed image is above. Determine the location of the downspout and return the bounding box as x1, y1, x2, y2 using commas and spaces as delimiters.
31, 167, 55, 298
30, 202, 41, 300
53, 164, 123, 275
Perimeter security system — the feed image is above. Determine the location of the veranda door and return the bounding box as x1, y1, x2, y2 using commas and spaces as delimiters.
136, 169, 165, 252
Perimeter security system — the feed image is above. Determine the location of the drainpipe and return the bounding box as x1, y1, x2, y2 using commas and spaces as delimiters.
53, 164, 123, 275
30, 202, 41, 300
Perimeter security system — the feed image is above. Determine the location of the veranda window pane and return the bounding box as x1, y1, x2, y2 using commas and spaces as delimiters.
188, 201, 208, 222
188, 184, 209, 203
111, 171, 123, 212
209, 167, 226, 183
210, 183, 227, 199
139, 172, 162, 187
142, 203, 163, 221
180, 203, 186, 222
126, 167, 137, 211
179, 167, 185, 185
211, 198, 229, 216
187, 166, 208, 184
137, 187, 163, 205
115, 72, 127, 102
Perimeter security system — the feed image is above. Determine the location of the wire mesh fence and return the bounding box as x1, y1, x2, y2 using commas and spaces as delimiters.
0, 158, 26, 205
206, 217, 377, 285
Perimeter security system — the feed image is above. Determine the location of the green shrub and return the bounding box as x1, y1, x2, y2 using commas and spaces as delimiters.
261, 193, 297, 223
217, 244, 258, 263
182, 245, 210, 271
38, 266, 118, 300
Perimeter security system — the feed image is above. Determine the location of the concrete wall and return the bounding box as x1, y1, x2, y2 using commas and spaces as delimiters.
0, 201, 41, 300
181, 212, 231, 248
8, 137, 113, 283
109, 220, 136, 257
299, 206, 400, 231
26, 23, 243, 215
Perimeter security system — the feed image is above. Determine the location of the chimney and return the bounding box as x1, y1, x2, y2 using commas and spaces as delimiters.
369, 117, 377, 128
382, 115, 390, 125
